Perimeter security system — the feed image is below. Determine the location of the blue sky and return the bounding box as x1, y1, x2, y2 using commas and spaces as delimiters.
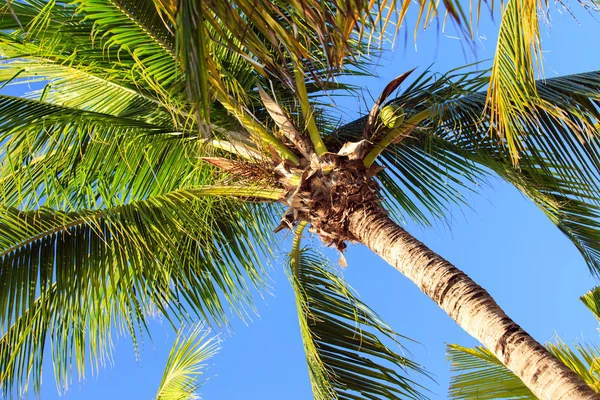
30, 4, 600, 400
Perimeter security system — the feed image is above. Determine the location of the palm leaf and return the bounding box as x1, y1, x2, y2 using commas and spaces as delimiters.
155, 324, 219, 400
429, 71, 600, 275
0, 95, 180, 209
447, 344, 536, 399
0, 186, 280, 396
288, 241, 429, 399
0, 58, 174, 123
0, 0, 188, 115
447, 340, 600, 399
77, 0, 181, 91
581, 286, 600, 321
333, 69, 600, 274
486, 0, 546, 162
153, 0, 491, 137
328, 67, 489, 226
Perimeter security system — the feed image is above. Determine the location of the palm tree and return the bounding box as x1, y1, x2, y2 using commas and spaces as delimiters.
2, 0, 600, 398
446, 287, 600, 398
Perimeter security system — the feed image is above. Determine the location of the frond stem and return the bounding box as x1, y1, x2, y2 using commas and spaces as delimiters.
217, 94, 300, 164
293, 59, 328, 156
363, 109, 430, 167
291, 221, 308, 278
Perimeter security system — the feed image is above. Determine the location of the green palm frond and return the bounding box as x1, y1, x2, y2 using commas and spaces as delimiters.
429, 71, 600, 274
0, 58, 173, 123
546, 340, 600, 392
0, 95, 182, 209
447, 341, 600, 399
0, 0, 374, 163
155, 324, 219, 400
328, 67, 490, 226
447, 344, 536, 399
376, 139, 484, 227
147, 0, 491, 134
0, 186, 279, 396
432, 71, 600, 197
0, 0, 189, 116
581, 286, 600, 321
288, 242, 429, 399
332, 68, 600, 272
486, 0, 546, 162
77, 0, 181, 91
447, 286, 600, 398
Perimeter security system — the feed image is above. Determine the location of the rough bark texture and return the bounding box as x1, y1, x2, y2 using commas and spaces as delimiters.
347, 205, 600, 400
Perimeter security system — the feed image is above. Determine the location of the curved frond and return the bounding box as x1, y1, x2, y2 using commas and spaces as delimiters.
155, 324, 219, 400
486, 0, 545, 162
431, 71, 600, 197
76, 0, 180, 91
289, 248, 429, 399
581, 286, 600, 321
0, 1, 182, 100
430, 71, 600, 274
0, 58, 174, 123
447, 344, 536, 399
0, 95, 181, 209
0, 187, 279, 396
329, 67, 489, 226
447, 341, 600, 399
333, 69, 600, 273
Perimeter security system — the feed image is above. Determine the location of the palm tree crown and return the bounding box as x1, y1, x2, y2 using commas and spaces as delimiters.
2, 0, 600, 399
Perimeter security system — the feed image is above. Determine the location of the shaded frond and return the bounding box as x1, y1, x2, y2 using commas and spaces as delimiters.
430, 71, 600, 274
155, 324, 219, 400
432, 71, 600, 198
376, 139, 484, 227
152, 0, 485, 125
289, 248, 429, 399
328, 67, 489, 226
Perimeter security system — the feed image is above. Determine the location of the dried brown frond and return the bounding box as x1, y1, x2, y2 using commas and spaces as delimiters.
202, 157, 276, 185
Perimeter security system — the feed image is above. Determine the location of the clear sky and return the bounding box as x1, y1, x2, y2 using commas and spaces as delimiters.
30, 4, 600, 400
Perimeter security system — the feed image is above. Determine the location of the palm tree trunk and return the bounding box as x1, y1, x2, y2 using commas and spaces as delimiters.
347, 205, 600, 399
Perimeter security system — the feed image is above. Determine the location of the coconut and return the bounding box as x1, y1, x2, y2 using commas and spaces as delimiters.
379, 104, 405, 128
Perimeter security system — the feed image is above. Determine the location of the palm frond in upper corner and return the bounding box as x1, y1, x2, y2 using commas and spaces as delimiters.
429, 72, 600, 276
155, 324, 220, 400
77, 0, 181, 92
155, 0, 485, 104
432, 71, 600, 199
0, 0, 183, 101
486, 0, 546, 162
288, 247, 430, 399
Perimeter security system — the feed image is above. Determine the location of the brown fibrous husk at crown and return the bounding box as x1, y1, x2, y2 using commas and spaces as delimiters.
276, 153, 384, 251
